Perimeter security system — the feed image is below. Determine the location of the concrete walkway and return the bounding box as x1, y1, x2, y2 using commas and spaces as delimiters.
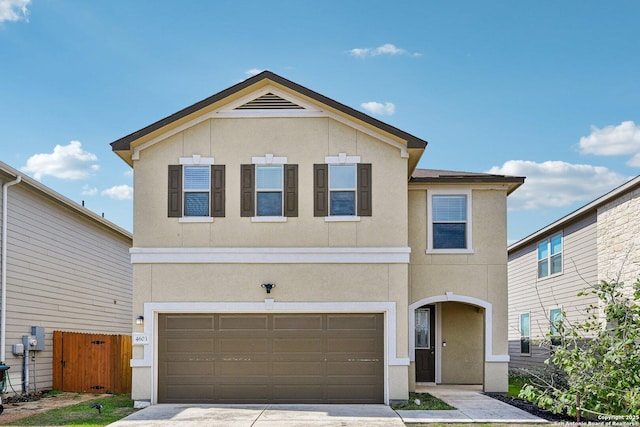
108, 385, 547, 426
397, 384, 547, 424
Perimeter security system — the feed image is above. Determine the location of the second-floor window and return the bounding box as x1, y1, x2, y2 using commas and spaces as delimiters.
427, 190, 472, 252
168, 156, 225, 220
313, 153, 372, 219
241, 154, 298, 220
538, 233, 562, 278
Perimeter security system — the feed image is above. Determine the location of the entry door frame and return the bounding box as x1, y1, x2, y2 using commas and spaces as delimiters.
414, 304, 438, 383
133, 300, 409, 405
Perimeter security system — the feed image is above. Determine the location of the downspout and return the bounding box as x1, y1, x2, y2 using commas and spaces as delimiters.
1, 175, 21, 363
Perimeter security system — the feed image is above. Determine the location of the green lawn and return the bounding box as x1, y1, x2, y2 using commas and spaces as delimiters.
4, 394, 138, 426
391, 392, 456, 410
507, 375, 530, 398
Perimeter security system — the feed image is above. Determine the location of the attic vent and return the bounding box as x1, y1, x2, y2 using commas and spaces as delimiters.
235, 93, 304, 110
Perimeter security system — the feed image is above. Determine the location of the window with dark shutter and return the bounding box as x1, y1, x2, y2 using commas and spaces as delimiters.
211, 165, 225, 217
284, 164, 298, 217
314, 164, 328, 217
240, 164, 255, 217
168, 165, 182, 217
357, 163, 372, 216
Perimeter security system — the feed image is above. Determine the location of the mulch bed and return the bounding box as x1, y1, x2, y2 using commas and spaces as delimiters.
485, 393, 576, 423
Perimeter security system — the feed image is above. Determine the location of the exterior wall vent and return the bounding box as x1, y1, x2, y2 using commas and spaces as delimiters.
235, 93, 305, 110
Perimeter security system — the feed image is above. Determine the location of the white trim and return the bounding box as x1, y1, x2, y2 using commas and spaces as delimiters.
409, 292, 509, 365
325, 153, 361, 164
130, 246, 411, 264
179, 154, 215, 165
324, 216, 361, 222
252, 154, 288, 165
178, 217, 214, 223
132, 300, 406, 405
427, 188, 473, 253
217, 85, 321, 112
251, 216, 287, 223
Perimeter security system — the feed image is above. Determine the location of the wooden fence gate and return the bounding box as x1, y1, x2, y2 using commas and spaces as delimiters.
53, 331, 132, 394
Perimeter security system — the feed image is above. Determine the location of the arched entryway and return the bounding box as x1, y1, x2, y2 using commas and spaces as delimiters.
409, 292, 494, 386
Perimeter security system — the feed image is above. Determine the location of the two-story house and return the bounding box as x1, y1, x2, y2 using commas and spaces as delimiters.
110, 71, 523, 406
508, 175, 640, 370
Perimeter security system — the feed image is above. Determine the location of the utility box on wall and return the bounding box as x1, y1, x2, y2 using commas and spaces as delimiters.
31, 326, 45, 351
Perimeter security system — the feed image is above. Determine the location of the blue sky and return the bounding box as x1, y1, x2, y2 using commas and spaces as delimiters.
2, 0, 639, 242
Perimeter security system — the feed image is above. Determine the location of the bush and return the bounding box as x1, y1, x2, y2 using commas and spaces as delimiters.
519, 279, 640, 417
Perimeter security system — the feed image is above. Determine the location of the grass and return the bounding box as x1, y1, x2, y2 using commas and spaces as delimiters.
391, 392, 456, 410
507, 375, 530, 398
4, 393, 138, 426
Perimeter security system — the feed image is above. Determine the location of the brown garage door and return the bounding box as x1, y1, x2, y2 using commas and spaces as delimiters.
158, 313, 384, 403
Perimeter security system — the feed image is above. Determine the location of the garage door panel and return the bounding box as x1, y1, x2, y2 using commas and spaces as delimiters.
158, 313, 383, 403
219, 315, 268, 330
274, 315, 323, 330
273, 338, 323, 352
216, 361, 269, 376
164, 315, 214, 330
218, 337, 268, 353
166, 361, 215, 376
327, 337, 380, 353
165, 338, 214, 353
272, 361, 323, 376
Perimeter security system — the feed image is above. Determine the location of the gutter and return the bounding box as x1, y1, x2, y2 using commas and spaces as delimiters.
1, 175, 21, 363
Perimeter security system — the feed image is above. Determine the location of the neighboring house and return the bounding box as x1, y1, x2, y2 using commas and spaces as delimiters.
508, 175, 640, 371
0, 161, 133, 391
110, 71, 523, 406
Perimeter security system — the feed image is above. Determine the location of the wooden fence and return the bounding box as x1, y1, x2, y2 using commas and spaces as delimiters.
52, 331, 132, 394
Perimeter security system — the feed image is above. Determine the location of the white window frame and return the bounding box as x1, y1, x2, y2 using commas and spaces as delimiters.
251, 154, 287, 223
178, 155, 215, 223
325, 153, 361, 222
537, 232, 563, 279
426, 189, 473, 254
520, 312, 531, 355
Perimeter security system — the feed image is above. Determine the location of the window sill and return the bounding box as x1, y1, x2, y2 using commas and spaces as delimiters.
425, 248, 474, 254
179, 217, 214, 223
324, 216, 361, 222
251, 216, 287, 223
536, 272, 563, 282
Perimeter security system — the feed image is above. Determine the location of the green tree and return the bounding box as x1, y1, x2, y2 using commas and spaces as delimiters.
519, 278, 640, 417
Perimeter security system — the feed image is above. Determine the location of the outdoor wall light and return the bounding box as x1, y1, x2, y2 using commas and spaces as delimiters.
135, 315, 144, 325
261, 283, 276, 294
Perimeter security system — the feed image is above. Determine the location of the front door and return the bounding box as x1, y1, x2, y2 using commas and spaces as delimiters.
415, 305, 436, 382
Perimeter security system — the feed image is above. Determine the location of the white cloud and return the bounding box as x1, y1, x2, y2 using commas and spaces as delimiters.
245, 68, 264, 76
101, 185, 133, 200
124, 169, 133, 177
487, 160, 627, 211
0, 0, 30, 23
578, 121, 640, 167
21, 141, 99, 180
348, 43, 420, 58
81, 185, 98, 196
361, 101, 395, 116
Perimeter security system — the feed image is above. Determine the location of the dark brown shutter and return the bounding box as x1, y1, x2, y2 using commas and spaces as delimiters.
240, 164, 255, 217
284, 164, 298, 217
357, 163, 372, 216
211, 165, 225, 217
313, 164, 328, 217
168, 165, 182, 217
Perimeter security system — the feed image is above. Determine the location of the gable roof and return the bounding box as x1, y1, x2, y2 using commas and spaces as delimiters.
110, 71, 428, 170
0, 161, 132, 241
410, 168, 524, 195
508, 174, 640, 253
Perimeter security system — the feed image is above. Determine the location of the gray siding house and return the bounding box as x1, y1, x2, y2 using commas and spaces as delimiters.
0, 161, 132, 392
507, 175, 640, 370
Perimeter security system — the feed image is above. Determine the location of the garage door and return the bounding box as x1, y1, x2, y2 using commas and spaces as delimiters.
158, 313, 384, 403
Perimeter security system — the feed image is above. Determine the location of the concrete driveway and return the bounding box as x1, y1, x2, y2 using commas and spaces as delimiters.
107, 404, 405, 427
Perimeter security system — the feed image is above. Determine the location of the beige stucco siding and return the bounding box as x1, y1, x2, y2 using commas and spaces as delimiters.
2, 182, 132, 390
440, 302, 484, 384
133, 117, 407, 249
507, 213, 598, 370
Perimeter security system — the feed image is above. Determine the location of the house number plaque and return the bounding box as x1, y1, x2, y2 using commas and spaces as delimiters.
133, 333, 150, 345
